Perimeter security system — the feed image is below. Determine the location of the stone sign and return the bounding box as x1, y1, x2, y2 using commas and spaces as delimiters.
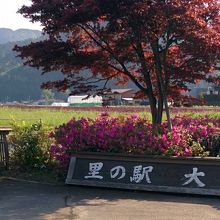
66, 153, 220, 196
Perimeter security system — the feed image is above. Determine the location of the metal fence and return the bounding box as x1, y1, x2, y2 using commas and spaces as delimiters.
0, 129, 11, 169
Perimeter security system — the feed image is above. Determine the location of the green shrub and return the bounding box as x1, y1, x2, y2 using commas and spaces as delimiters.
9, 121, 53, 171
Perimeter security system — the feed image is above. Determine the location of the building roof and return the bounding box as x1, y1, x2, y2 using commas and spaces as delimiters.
122, 98, 133, 101
111, 89, 134, 94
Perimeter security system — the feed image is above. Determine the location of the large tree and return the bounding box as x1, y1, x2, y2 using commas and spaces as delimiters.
15, 0, 220, 130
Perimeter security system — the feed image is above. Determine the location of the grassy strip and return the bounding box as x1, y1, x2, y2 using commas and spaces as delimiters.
1, 105, 220, 127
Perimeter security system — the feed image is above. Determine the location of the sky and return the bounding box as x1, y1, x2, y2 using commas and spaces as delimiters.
0, 0, 42, 31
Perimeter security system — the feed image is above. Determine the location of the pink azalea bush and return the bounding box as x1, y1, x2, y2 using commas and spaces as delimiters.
50, 113, 220, 168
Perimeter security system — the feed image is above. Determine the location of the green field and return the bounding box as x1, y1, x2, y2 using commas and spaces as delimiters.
1, 105, 220, 127
0, 107, 97, 127
0, 106, 152, 127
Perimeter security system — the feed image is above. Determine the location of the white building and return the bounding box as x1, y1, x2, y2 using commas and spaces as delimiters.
67, 95, 103, 106
51, 102, 70, 107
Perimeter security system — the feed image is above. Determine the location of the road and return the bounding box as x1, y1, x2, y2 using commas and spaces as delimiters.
0, 178, 220, 220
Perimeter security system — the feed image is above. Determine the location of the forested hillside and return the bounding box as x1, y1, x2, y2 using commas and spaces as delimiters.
0, 28, 65, 102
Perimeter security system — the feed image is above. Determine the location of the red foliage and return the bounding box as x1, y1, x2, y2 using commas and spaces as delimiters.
14, 0, 220, 126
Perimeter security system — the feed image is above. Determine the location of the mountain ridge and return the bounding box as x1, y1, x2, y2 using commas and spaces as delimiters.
0, 28, 42, 44
0, 28, 59, 102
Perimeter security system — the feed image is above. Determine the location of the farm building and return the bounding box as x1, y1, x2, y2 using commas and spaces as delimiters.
102, 89, 137, 106
67, 95, 103, 106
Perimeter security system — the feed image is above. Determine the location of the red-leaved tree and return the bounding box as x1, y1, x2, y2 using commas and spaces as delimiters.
14, 0, 220, 130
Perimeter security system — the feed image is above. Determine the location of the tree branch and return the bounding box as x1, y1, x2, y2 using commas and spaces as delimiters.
78, 23, 148, 94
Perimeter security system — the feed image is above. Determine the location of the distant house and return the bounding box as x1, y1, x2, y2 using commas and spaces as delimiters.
206, 86, 219, 95
67, 95, 103, 106
201, 85, 220, 106
102, 89, 136, 106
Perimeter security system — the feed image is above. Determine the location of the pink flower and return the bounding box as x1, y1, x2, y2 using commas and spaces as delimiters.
50, 114, 219, 170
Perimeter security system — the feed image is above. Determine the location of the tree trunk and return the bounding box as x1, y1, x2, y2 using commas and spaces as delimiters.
149, 102, 160, 134
157, 95, 163, 124
133, 37, 167, 132
157, 71, 172, 130
163, 86, 172, 130
133, 41, 160, 131
151, 42, 172, 131
148, 93, 157, 126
